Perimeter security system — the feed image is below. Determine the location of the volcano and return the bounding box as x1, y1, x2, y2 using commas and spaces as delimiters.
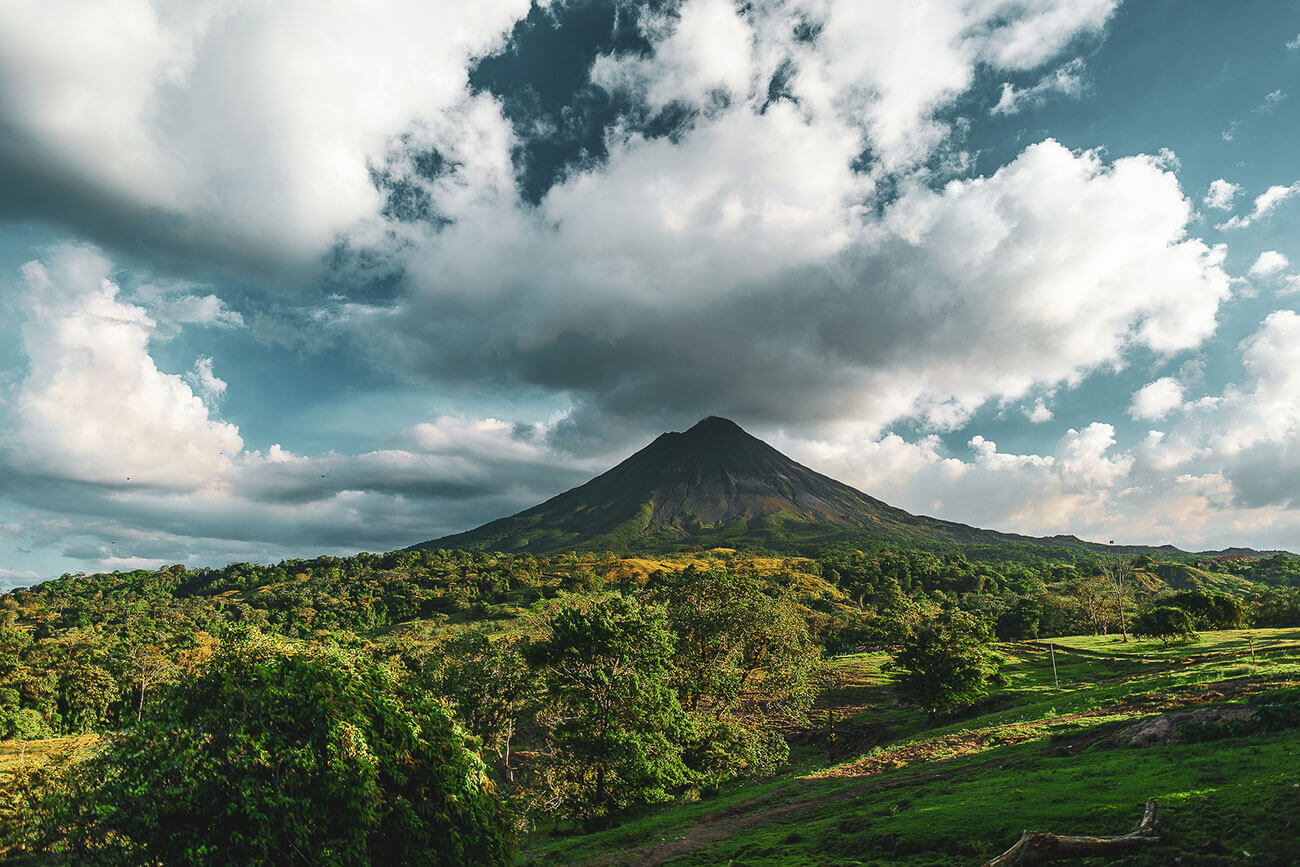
412, 416, 1078, 555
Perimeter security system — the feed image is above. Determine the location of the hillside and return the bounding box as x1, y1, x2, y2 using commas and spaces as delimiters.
415, 417, 1139, 557
526, 629, 1300, 865
4, 547, 1300, 864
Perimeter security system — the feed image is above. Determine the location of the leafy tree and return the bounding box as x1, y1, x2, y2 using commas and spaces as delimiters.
995, 596, 1041, 640
529, 594, 691, 820
1072, 574, 1117, 635
0, 686, 50, 739
1253, 587, 1300, 627
435, 628, 534, 780
1132, 605, 1199, 646
888, 610, 1001, 717
653, 568, 819, 783
1158, 590, 1246, 630
11, 630, 509, 865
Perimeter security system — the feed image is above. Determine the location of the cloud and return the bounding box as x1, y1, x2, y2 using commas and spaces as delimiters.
0, 0, 1120, 279
1248, 250, 1290, 278
1289, 33, 1300, 50
1025, 397, 1053, 423
184, 357, 227, 409
15, 0, 1279, 570
790, 0, 1116, 171
0, 0, 533, 273
771, 309, 1300, 550
1253, 89, 1287, 114
8, 244, 243, 488
590, 0, 754, 112
1129, 377, 1185, 421
782, 423, 1143, 544
144, 292, 245, 332
1202, 178, 1240, 211
0, 412, 601, 575
0, 566, 42, 591
367, 136, 1227, 444
588, 0, 1116, 176
991, 57, 1089, 115
0, 246, 601, 570
1218, 182, 1300, 229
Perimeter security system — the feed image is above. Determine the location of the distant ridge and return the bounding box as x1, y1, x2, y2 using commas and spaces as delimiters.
412, 417, 1136, 556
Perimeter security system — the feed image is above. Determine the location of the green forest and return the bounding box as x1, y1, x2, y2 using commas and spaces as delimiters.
3, 546, 1299, 864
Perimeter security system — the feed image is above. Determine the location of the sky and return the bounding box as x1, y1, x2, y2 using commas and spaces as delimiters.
3, 0, 1300, 588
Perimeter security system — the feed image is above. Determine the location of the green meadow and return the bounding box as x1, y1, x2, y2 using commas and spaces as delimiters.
525, 629, 1300, 865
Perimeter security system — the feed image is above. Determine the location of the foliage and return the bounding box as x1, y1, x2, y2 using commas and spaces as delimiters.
7, 630, 509, 865
0, 542, 1282, 841
887, 609, 1002, 716
433, 628, 534, 776
1252, 587, 1300, 627
1156, 590, 1247, 630
526, 628, 1300, 866
651, 567, 819, 782
994, 596, 1041, 640
1132, 605, 1199, 646
1070, 574, 1118, 635
529, 594, 692, 820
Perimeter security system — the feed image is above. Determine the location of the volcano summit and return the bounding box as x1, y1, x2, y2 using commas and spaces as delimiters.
414, 417, 1069, 555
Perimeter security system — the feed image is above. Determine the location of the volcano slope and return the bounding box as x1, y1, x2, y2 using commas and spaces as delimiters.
414, 417, 1123, 558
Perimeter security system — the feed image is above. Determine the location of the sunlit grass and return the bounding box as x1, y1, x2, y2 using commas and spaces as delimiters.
524, 628, 1300, 865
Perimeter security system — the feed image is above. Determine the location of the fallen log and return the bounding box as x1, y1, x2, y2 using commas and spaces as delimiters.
983, 800, 1162, 866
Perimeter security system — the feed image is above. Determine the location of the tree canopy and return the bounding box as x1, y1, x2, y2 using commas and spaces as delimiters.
10, 630, 510, 866
888, 610, 1002, 717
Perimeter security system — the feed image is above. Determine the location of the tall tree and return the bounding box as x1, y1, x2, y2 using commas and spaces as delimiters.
1101, 550, 1133, 642
436, 628, 533, 781
530, 594, 691, 820
652, 568, 818, 781
1072, 574, 1116, 635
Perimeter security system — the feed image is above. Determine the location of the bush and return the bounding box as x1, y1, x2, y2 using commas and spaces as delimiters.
9, 631, 509, 865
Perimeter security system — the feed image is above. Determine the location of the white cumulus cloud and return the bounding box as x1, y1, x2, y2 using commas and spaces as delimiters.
8, 245, 243, 488
1129, 377, 1185, 421
0, 0, 533, 271
1248, 250, 1290, 278
1203, 178, 1240, 211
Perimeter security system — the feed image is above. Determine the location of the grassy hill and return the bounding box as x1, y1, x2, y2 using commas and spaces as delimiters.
525, 629, 1300, 865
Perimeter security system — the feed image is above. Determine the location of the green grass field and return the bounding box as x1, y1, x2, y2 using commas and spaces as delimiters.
523, 629, 1300, 865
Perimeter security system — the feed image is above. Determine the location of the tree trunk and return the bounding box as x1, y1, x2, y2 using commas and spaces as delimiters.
984, 801, 1162, 866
